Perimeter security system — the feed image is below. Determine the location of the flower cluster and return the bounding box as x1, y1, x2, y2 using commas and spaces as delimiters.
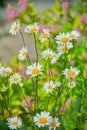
5, 20, 81, 130
34, 111, 60, 130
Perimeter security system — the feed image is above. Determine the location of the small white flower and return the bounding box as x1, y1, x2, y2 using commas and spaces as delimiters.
51, 54, 60, 64
70, 30, 80, 40
39, 29, 50, 42
68, 80, 76, 89
18, 47, 28, 61
0, 66, 12, 77
44, 81, 55, 93
7, 117, 22, 130
55, 81, 61, 88
24, 22, 39, 33
9, 21, 21, 35
49, 117, 60, 130
55, 32, 71, 45
42, 48, 55, 60
9, 73, 22, 85
26, 63, 43, 77
34, 111, 51, 127
1, 86, 8, 92
57, 43, 73, 56
62, 66, 80, 78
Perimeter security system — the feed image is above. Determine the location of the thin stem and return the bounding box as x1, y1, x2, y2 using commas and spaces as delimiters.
34, 33, 38, 64
18, 86, 30, 112
19, 30, 26, 47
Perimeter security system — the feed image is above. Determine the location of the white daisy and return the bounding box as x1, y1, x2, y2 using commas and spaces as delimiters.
49, 117, 60, 130
39, 29, 50, 43
1, 86, 8, 92
34, 111, 51, 127
55, 32, 71, 45
62, 66, 80, 79
18, 47, 28, 61
42, 48, 55, 60
44, 81, 55, 93
24, 22, 39, 33
68, 80, 76, 89
0, 66, 12, 77
51, 54, 60, 64
0, 66, 5, 76
69, 30, 80, 40
7, 117, 22, 130
57, 43, 73, 56
55, 81, 61, 88
9, 73, 22, 85
9, 21, 21, 35
26, 63, 43, 77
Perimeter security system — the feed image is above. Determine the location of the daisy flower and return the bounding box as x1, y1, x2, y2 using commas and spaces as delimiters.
0, 66, 12, 77
57, 43, 73, 56
55, 81, 61, 88
62, 66, 80, 79
39, 29, 50, 43
69, 30, 80, 40
18, 47, 28, 61
55, 32, 71, 45
26, 63, 43, 77
9, 21, 21, 35
4, 67, 12, 77
7, 117, 22, 130
49, 117, 60, 130
68, 80, 76, 88
51, 54, 60, 64
9, 73, 22, 85
34, 111, 51, 127
1, 86, 8, 92
44, 81, 55, 93
24, 22, 39, 33
42, 48, 55, 60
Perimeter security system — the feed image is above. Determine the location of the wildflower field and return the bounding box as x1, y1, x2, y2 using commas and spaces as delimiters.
0, 0, 87, 130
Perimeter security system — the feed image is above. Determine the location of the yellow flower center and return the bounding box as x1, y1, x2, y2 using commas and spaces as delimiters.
43, 33, 48, 38
22, 51, 27, 57
61, 37, 68, 43
13, 121, 18, 126
68, 71, 75, 76
30, 27, 37, 33
48, 85, 52, 90
70, 83, 74, 86
51, 121, 57, 127
46, 53, 52, 58
62, 46, 68, 51
39, 117, 47, 124
70, 34, 75, 38
14, 77, 18, 81
13, 26, 19, 31
32, 68, 39, 74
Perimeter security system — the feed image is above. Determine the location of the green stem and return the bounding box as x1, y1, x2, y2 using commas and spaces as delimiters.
19, 30, 26, 47
34, 33, 38, 64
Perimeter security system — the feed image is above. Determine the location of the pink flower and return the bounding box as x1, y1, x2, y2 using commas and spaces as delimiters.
70, 60, 76, 66
61, 1, 71, 11
59, 98, 72, 114
6, 5, 19, 20
73, 26, 80, 32
81, 14, 87, 25
59, 106, 66, 114
19, 66, 30, 79
22, 97, 35, 112
84, 63, 87, 69
39, 25, 58, 33
65, 98, 72, 106
84, 72, 87, 78
82, 53, 87, 59
18, 0, 28, 11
